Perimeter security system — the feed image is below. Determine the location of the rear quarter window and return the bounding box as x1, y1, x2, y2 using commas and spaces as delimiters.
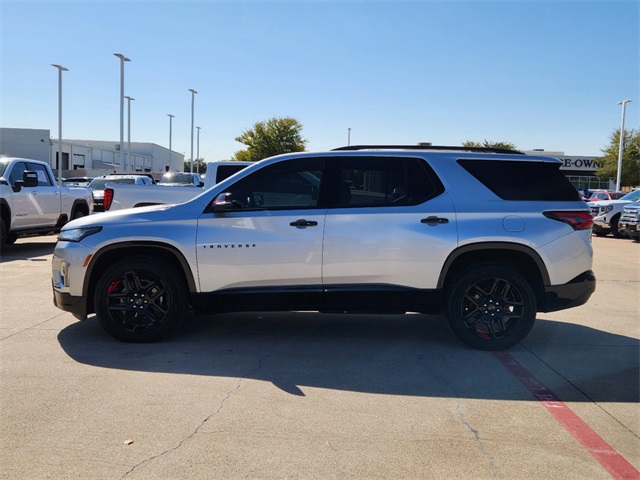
458, 159, 580, 201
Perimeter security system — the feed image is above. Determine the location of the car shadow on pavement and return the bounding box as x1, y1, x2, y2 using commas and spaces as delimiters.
57, 312, 639, 402
0, 237, 57, 263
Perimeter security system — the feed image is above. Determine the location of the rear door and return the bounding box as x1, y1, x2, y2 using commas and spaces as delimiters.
322, 156, 456, 295
27, 161, 61, 226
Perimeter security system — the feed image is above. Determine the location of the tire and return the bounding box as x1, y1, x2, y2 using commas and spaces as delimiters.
71, 208, 86, 221
446, 264, 537, 351
593, 230, 609, 237
6, 232, 17, 245
93, 256, 188, 342
0, 218, 6, 252
610, 215, 625, 238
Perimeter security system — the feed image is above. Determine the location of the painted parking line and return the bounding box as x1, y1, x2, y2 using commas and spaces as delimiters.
494, 351, 640, 480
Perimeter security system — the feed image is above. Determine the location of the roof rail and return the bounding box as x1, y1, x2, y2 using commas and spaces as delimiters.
331, 145, 525, 155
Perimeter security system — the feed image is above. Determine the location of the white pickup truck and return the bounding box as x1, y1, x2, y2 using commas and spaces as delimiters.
104, 161, 251, 211
0, 156, 93, 251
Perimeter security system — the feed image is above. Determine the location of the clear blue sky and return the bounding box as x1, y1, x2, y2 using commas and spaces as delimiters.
2, 0, 638, 161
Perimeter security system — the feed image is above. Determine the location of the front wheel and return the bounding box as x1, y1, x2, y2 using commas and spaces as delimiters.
446, 264, 537, 351
94, 257, 188, 342
610, 215, 625, 238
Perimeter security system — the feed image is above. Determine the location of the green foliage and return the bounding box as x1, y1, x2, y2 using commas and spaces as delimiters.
462, 140, 518, 150
232, 117, 308, 162
595, 129, 640, 187
183, 158, 207, 173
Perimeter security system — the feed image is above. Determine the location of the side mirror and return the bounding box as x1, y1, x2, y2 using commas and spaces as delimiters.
23, 171, 39, 187
12, 171, 38, 192
211, 192, 236, 212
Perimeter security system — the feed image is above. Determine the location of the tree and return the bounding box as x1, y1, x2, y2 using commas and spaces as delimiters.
462, 140, 518, 151
595, 129, 640, 188
183, 158, 206, 174
232, 117, 307, 162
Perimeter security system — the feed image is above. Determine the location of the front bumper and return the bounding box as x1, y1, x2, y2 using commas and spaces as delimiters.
592, 215, 610, 229
542, 270, 596, 312
52, 283, 88, 320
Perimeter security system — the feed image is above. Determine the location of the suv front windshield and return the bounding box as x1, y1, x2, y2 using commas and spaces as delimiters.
158, 173, 197, 185
621, 190, 640, 201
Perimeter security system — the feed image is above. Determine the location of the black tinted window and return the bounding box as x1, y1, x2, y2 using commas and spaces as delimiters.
338, 157, 443, 208
458, 159, 580, 201
227, 158, 324, 210
216, 164, 250, 183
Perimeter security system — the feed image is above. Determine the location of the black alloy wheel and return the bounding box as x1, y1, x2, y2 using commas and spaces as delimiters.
446, 264, 537, 351
94, 257, 187, 342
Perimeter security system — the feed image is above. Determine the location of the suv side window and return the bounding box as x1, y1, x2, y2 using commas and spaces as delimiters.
338, 156, 444, 207
458, 159, 579, 201
27, 162, 53, 186
227, 157, 325, 210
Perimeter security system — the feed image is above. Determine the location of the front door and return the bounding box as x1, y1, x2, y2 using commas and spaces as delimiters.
196, 157, 327, 294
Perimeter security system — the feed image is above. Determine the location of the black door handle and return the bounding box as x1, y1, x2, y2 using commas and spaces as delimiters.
290, 219, 318, 227
421, 216, 449, 226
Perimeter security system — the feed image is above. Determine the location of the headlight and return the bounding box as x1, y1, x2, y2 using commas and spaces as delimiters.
58, 226, 103, 242
604, 205, 614, 213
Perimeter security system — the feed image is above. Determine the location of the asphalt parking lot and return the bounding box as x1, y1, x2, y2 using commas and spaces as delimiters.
0, 235, 638, 480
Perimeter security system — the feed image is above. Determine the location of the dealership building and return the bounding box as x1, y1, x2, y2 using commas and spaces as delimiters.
0, 127, 185, 179
0, 127, 612, 189
523, 149, 611, 191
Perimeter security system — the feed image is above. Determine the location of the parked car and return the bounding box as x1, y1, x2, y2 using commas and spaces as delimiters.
62, 177, 94, 187
52, 145, 595, 351
587, 190, 626, 202
88, 174, 154, 212
589, 189, 640, 237
104, 161, 251, 211
618, 200, 640, 241
157, 172, 204, 187
0, 157, 93, 251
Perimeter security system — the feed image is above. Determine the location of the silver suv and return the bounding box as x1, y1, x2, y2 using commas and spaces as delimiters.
52, 146, 595, 350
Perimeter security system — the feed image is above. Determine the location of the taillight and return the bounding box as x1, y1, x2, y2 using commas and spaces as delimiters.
103, 188, 114, 210
543, 211, 593, 230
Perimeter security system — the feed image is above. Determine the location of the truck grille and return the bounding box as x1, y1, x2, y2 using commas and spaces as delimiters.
620, 206, 640, 223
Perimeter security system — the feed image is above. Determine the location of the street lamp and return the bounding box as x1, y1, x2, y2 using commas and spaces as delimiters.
616, 99, 632, 191
167, 114, 174, 171
189, 88, 197, 173
196, 126, 201, 173
114, 53, 131, 172
51, 64, 68, 187
124, 96, 135, 171
348, 127, 351, 146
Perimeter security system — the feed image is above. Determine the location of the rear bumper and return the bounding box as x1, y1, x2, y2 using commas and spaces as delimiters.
542, 270, 596, 312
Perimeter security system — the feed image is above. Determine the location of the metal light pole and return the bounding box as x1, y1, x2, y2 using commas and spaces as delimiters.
616, 99, 632, 191
167, 114, 174, 171
124, 96, 134, 171
348, 127, 351, 146
189, 89, 197, 173
196, 126, 201, 174
114, 53, 131, 172
51, 64, 68, 187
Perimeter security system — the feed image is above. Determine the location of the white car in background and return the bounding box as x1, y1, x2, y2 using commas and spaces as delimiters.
589, 189, 640, 238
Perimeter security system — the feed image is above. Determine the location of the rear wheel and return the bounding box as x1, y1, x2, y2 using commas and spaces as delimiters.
71, 208, 86, 220
446, 264, 537, 351
94, 257, 187, 342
